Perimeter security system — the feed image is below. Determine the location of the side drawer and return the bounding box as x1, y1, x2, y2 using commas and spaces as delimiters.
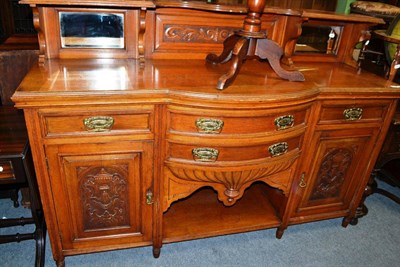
39, 106, 154, 138
317, 100, 391, 125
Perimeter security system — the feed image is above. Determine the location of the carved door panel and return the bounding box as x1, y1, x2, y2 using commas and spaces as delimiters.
45, 141, 153, 251
294, 128, 379, 218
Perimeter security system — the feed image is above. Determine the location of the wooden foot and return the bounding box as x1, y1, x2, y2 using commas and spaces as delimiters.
206, 34, 242, 64
215, 37, 249, 90
153, 247, 161, 258
275, 227, 285, 239
256, 39, 305, 82
34, 223, 46, 267
12, 189, 20, 208
56, 259, 65, 267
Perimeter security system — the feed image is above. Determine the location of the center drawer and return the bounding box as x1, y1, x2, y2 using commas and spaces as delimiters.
167, 104, 311, 136
167, 133, 303, 162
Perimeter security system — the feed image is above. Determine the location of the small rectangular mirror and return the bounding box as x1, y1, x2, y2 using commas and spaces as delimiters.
59, 12, 124, 49
295, 24, 343, 55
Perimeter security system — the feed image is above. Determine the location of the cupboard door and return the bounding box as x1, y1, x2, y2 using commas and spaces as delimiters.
46, 141, 153, 251
294, 128, 379, 219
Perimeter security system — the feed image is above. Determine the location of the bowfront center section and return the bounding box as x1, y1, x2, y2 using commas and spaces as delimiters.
162, 102, 312, 242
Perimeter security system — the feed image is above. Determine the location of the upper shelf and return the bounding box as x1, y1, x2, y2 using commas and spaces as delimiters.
19, 0, 384, 24
19, 0, 156, 8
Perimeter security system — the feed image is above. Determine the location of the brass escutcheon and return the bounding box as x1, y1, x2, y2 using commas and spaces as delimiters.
83, 116, 114, 132
146, 190, 154, 205
192, 148, 219, 162
343, 108, 363, 121
299, 173, 307, 188
195, 118, 224, 134
274, 115, 294, 130
268, 142, 288, 157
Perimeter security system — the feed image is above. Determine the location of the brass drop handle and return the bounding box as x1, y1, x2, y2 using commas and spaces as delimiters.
83, 116, 114, 132
146, 190, 154, 205
268, 142, 288, 157
274, 115, 294, 130
195, 118, 224, 134
343, 108, 363, 121
192, 148, 219, 162
299, 173, 307, 188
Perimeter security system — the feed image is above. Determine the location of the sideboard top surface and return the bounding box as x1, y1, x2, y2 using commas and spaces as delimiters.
12, 59, 400, 108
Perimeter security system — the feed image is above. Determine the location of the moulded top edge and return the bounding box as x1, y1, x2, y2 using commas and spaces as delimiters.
19, 0, 156, 8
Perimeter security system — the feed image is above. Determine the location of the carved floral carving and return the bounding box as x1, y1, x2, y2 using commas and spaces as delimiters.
164, 25, 236, 43
79, 166, 129, 230
311, 148, 353, 200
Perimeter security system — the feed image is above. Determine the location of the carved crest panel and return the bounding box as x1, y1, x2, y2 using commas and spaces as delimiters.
79, 166, 130, 231
310, 148, 353, 200
164, 25, 236, 43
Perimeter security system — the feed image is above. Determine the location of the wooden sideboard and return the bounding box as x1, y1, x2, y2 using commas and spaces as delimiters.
11, 0, 400, 266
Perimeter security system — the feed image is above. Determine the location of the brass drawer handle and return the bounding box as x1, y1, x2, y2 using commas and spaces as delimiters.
0, 166, 3, 172
192, 148, 219, 162
195, 118, 224, 134
274, 115, 294, 130
83, 116, 114, 132
268, 142, 288, 157
343, 108, 363, 121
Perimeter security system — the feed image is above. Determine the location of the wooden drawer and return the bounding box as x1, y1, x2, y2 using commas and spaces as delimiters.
0, 160, 14, 181
167, 133, 303, 162
39, 106, 154, 138
318, 100, 390, 125
167, 105, 310, 135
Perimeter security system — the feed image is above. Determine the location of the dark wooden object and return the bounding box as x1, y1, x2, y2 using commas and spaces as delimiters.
0, 106, 46, 267
0, 50, 38, 106
372, 106, 400, 204
206, 0, 304, 89
355, 27, 400, 214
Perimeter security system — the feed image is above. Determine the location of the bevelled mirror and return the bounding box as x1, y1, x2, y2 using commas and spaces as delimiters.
295, 24, 343, 55
59, 12, 124, 49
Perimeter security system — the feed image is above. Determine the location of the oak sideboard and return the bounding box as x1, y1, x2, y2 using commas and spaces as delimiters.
11, 0, 400, 266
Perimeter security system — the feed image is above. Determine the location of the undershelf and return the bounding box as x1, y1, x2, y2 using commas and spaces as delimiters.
163, 183, 281, 243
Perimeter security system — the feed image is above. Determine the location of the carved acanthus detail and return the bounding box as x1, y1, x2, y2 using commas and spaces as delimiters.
80, 166, 129, 230
311, 148, 353, 200
164, 150, 298, 209
164, 25, 236, 43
